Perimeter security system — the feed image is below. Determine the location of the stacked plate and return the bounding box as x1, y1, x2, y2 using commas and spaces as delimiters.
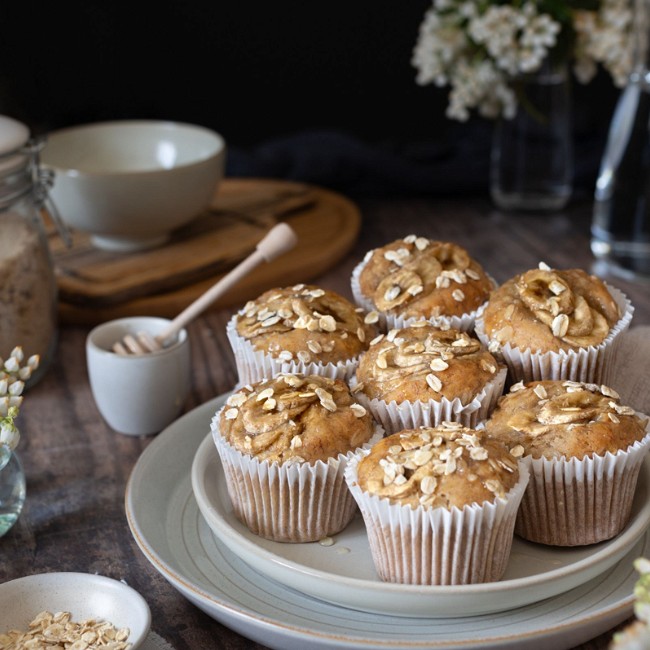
126, 394, 650, 650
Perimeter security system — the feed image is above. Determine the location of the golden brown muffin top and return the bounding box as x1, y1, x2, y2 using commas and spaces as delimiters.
219, 373, 374, 464
235, 284, 376, 365
356, 424, 520, 510
355, 323, 501, 405
481, 264, 621, 353
358, 237, 492, 319
485, 380, 648, 460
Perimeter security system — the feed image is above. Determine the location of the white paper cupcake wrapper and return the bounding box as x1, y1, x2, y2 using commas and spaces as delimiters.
344, 451, 529, 585
474, 283, 634, 385
350, 258, 488, 334
226, 314, 360, 386
516, 418, 650, 546
349, 367, 507, 435
212, 410, 384, 542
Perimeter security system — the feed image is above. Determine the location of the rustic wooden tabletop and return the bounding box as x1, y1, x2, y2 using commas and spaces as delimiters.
3, 194, 649, 650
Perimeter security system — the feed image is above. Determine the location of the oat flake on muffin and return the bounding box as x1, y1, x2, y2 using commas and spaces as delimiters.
356, 423, 520, 509
345, 423, 529, 584
213, 373, 383, 543
485, 379, 648, 460
220, 373, 375, 464
475, 262, 633, 385
228, 283, 376, 384
353, 323, 506, 432
485, 379, 650, 546
356, 324, 501, 405
480, 263, 623, 353
352, 236, 493, 330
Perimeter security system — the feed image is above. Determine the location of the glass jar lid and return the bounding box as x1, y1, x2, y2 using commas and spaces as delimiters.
0, 115, 29, 155
0, 115, 30, 180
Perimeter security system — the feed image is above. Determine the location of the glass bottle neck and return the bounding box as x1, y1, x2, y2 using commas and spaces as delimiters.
632, 0, 650, 82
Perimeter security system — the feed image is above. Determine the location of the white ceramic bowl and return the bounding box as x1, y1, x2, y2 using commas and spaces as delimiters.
0, 572, 151, 648
42, 120, 226, 252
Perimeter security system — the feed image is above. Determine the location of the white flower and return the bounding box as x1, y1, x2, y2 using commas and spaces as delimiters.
573, 0, 633, 87
412, 0, 634, 121
0, 347, 40, 452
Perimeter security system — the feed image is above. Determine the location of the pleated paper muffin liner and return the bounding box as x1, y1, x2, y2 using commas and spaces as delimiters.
226, 314, 360, 386
515, 421, 650, 546
474, 283, 634, 385
344, 451, 530, 585
350, 258, 487, 334
349, 366, 507, 435
211, 411, 384, 543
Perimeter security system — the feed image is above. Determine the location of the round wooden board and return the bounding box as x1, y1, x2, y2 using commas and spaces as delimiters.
56, 178, 361, 325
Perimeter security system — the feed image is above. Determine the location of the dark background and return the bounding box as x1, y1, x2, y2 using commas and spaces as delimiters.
0, 1, 622, 199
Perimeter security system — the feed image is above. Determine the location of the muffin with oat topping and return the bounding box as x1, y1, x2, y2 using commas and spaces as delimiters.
352, 323, 506, 433
344, 423, 529, 584
475, 263, 633, 384
351, 236, 493, 332
485, 379, 650, 545
227, 283, 377, 385
212, 372, 383, 542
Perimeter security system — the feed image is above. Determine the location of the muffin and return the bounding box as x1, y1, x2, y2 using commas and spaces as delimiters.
485, 379, 650, 546
227, 284, 377, 385
475, 263, 633, 384
352, 323, 506, 433
212, 372, 383, 542
344, 423, 529, 585
351, 236, 493, 331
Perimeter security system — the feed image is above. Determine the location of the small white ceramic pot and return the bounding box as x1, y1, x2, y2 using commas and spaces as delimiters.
86, 316, 191, 435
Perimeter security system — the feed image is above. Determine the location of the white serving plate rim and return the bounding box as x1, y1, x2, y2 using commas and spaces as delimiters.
189, 399, 650, 616
125, 394, 644, 649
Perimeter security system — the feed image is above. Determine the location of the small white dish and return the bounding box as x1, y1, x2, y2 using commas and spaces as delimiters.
191, 425, 650, 618
86, 316, 191, 436
125, 395, 645, 649
0, 572, 151, 649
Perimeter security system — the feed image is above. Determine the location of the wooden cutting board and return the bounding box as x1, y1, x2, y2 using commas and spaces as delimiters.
51, 178, 361, 325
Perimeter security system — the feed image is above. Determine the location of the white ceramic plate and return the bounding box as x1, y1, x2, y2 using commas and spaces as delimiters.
191, 426, 650, 618
125, 395, 647, 650
0, 572, 151, 649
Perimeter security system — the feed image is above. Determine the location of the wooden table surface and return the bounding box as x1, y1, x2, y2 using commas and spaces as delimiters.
4, 195, 649, 650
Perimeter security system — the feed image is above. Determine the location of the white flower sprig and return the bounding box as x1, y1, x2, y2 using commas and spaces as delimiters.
573, 0, 633, 87
0, 347, 40, 452
610, 557, 650, 647
412, 0, 634, 121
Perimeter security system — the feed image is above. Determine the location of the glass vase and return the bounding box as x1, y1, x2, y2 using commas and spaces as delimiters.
490, 61, 573, 212
0, 444, 26, 536
591, 0, 650, 279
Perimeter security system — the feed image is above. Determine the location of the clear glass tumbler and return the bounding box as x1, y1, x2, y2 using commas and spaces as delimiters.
490, 62, 573, 212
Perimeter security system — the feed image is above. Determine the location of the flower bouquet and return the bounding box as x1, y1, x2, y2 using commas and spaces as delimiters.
412, 0, 634, 121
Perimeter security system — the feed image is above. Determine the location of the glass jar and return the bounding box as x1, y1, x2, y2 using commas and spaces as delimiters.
591, 0, 650, 279
490, 60, 573, 212
0, 115, 59, 385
